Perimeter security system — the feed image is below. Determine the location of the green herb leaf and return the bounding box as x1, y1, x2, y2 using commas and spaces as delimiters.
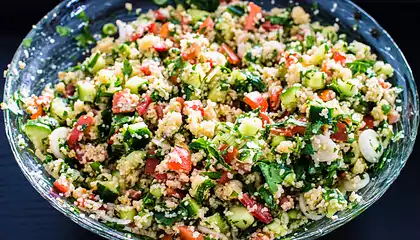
195, 179, 216, 203
227, 5, 245, 16
257, 162, 292, 194
56, 26, 72, 37
189, 137, 231, 170
123, 59, 133, 78
154, 205, 188, 226
201, 171, 222, 180
258, 187, 277, 209
23, 38, 32, 48
76, 10, 90, 23
74, 26, 96, 48
346, 60, 375, 75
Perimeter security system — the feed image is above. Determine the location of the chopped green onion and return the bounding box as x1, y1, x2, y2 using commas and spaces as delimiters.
56, 26, 72, 37
102, 23, 118, 36
23, 38, 32, 48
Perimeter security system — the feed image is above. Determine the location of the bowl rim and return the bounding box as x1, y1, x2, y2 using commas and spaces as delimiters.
3, 0, 419, 239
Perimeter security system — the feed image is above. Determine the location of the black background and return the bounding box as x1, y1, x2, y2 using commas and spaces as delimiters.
0, 0, 419, 239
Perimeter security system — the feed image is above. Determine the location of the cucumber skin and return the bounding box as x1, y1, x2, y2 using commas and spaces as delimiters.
309, 105, 333, 124
77, 81, 96, 103
280, 86, 300, 111
97, 182, 120, 203
182, 198, 201, 218
23, 122, 52, 151
227, 206, 255, 230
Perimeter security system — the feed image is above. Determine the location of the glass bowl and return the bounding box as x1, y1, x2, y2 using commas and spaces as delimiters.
3, 0, 419, 239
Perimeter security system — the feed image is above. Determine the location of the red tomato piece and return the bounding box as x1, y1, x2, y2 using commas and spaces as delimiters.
219, 43, 240, 65
184, 100, 204, 116
259, 112, 271, 127
136, 94, 153, 116
178, 226, 204, 240
245, 2, 262, 31
140, 65, 152, 76
198, 16, 214, 35
160, 22, 170, 38
145, 158, 160, 175
285, 53, 299, 67
65, 83, 76, 97
176, 97, 185, 107
167, 146, 192, 173
388, 110, 400, 124
181, 43, 201, 61
131, 32, 142, 42
217, 171, 230, 185
166, 188, 186, 198
155, 173, 168, 182
220, 144, 238, 164
112, 89, 138, 113
261, 20, 281, 31
30, 105, 44, 120
319, 89, 336, 102
53, 179, 69, 193
239, 193, 273, 224
68, 115, 95, 149
333, 51, 346, 65
154, 42, 168, 52
155, 104, 164, 119
362, 115, 374, 130
155, 10, 166, 21
148, 22, 160, 34
162, 235, 173, 240
331, 122, 348, 142
244, 91, 268, 112
269, 86, 283, 111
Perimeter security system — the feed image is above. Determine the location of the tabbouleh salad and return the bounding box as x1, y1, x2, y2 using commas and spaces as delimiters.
7, 0, 403, 239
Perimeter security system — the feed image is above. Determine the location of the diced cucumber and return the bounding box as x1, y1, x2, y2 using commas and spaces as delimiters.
137, 210, 153, 228
24, 121, 52, 151
97, 180, 120, 202
118, 207, 137, 221
332, 79, 358, 97
204, 213, 229, 233
283, 172, 296, 186
227, 206, 255, 230
180, 64, 204, 88
90, 162, 101, 173
213, 132, 236, 147
309, 105, 333, 124
208, 82, 228, 103
312, 44, 327, 65
125, 76, 148, 94
150, 184, 164, 198
238, 117, 262, 136
123, 122, 152, 150
302, 71, 326, 90
287, 209, 298, 219
187, 9, 210, 23
87, 53, 106, 73
264, 218, 288, 237
118, 44, 131, 58
118, 150, 147, 171
50, 98, 72, 122
280, 86, 300, 111
271, 135, 286, 147
77, 81, 96, 103
181, 197, 201, 218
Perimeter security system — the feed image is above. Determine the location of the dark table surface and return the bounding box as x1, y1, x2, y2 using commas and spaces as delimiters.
0, 0, 419, 239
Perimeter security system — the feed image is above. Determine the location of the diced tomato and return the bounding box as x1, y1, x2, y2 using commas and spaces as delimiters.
148, 22, 160, 34
271, 125, 306, 137
167, 146, 192, 173
30, 105, 44, 120
269, 86, 283, 111
378, 78, 392, 89
167, 188, 186, 198
239, 193, 273, 224
136, 94, 153, 115
131, 32, 142, 42
178, 226, 204, 240
362, 115, 374, 130
331, 122, 348, 142
388, 110, 400, 124
198, 16, 214, 35
218, 171, 230, 185
160, 22, 170, 38
155, 10, 167, 21
155, 173, 168, 182
154, 42, 168, 52
259, 112, 271, 127
67, 115, 95, 149
140, 65, 152, 76
65, 83, 76, 97
220, 144, 238, 163
321, 61, 332, 76
219, 43, 240, 65
285, 53, 299, 67
145, 158, 160, 175
176, 97, 185, 107
53, 178, 69, 193
333, 51, 346, 65
181, 43, 201, 61
184, 100, 204, 116
162, 235, 173, 240
261, 20, 281, 31
155, 104, 164, 119
295, 33, 305, 41
181, 15, 189, 34
245, 2, 262, 31
112, 89, 138, 113
244, 91, 268, 112
319, 89, 336, 102
251, 233, 271, 240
